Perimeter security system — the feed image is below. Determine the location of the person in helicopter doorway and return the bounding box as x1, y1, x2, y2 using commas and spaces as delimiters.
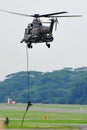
20, 24, 33, 43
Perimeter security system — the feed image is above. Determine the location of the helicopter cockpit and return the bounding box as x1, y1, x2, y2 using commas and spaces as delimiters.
32, 19, 42, 28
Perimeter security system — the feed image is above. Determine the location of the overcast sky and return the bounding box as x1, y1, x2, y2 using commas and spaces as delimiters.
0, 0, 86, 80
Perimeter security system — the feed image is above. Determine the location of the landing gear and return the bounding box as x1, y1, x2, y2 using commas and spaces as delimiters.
46, 42, 50, 48
27, 43, 33, 48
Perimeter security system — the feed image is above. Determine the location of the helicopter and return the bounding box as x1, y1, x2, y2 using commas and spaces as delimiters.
0, 10, 82, 48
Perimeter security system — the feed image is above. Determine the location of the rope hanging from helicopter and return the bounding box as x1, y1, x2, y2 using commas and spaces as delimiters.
21, 43, 32, 127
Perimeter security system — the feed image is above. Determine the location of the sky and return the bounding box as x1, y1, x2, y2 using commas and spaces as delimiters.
0, 0, 86, 80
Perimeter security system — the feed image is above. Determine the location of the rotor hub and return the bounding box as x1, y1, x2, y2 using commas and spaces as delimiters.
33, 14, 40, 18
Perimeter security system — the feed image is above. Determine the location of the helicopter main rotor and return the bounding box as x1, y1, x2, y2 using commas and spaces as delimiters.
0, 9, 82, 18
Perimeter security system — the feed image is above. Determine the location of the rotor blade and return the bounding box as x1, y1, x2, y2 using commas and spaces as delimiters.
40, 11, 68, 17
49, 15, 82, 18
0, 9, 32, 17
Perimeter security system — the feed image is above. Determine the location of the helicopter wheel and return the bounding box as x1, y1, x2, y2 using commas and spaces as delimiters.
48, 44, 50, 48
46, 43, 50, 48
27, 43, 33, 48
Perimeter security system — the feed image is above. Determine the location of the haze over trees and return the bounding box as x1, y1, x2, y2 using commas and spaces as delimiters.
0, 67, 87, 104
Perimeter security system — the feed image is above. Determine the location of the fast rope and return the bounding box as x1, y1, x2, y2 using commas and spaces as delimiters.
21, 44, 32, 127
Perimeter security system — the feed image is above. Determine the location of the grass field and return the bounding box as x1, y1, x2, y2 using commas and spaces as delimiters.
0, 103, 87, 129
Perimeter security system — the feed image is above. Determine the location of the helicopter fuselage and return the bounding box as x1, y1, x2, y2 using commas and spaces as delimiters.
21, 18, 55, 48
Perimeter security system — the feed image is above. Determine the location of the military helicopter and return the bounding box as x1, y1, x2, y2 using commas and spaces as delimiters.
0, 10, 82, 48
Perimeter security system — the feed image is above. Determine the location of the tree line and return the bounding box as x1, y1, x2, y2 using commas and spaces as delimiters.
0, 67, 87, 104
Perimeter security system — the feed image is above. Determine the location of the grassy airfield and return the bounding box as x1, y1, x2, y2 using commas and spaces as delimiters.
0, 103, 87, 129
